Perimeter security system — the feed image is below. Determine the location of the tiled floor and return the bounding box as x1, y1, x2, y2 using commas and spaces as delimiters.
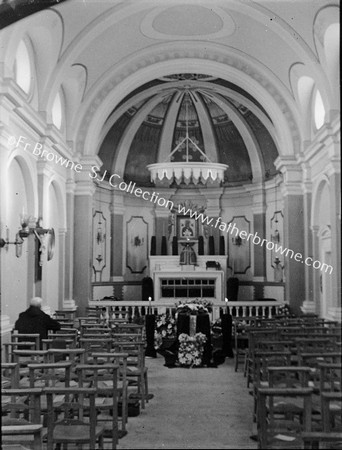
117, 355, 258, 449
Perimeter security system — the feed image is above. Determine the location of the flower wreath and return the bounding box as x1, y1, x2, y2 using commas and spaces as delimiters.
178, 332, 207, 367
175, 298, 213, 314
154, 313, 177, 349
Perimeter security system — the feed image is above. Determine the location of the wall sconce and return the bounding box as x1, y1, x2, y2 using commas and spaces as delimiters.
0, 229, 24, 257
0, 214, 55, 261
232, 235, 242, 246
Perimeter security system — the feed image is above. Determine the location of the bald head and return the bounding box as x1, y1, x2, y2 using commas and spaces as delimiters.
30, 297, 43, 308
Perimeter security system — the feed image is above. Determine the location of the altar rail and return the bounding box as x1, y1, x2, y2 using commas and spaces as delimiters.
88, 300, 283, 321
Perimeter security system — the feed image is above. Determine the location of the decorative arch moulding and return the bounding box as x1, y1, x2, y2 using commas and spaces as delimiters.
76, 47, 300, 155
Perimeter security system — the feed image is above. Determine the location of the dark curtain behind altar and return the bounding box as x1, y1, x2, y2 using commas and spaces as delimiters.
142, 277, 154, 301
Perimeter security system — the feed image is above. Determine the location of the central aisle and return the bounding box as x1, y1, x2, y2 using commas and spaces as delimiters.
117, 356, 257, 449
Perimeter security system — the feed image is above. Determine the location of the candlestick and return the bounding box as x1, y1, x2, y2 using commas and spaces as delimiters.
225, 297, 229, 315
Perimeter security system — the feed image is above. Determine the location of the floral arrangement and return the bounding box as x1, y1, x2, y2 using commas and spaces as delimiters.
277, 303, 292, 317
178, 332, 207, 367
154, 313, 177, 349
175, 298, 213, 314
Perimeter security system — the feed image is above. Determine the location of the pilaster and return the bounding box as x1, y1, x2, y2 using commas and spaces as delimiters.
276, 157, 305, 314
301, 161, 314, 307
73, 156, 100, 315
58, 228, 66, 311
154, 190, 174, 255
200, 188, 223, 255
310, 226, 321, 315
111, 191, 125, 278
326, 167, 341, 310
249, 184, 267, 281
64, 179, 76, 308
37, 160, 55, 300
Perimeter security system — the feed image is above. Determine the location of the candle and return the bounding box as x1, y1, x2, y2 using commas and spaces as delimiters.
148, 296, 152, 314
225, 297, 229, 314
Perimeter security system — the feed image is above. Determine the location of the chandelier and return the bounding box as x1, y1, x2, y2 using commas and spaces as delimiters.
147, 90, 228, 186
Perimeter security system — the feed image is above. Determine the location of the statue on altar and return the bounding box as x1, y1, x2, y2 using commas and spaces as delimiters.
179, 240, 197, 265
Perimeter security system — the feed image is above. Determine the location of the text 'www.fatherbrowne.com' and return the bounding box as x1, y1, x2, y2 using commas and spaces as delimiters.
9, 134, 333, 274
177, 204, 333, 274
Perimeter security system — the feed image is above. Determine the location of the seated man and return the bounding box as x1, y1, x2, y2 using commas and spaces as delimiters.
14, 297, 61, 347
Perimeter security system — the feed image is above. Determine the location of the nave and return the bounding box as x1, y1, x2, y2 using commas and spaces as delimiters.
2, 310, 341, 449
0, 2, 340, 448
117, 357, 256, 450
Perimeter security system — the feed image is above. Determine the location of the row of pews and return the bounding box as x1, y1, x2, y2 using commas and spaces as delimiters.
2, 310, 152, 449
232, 314, 342, 449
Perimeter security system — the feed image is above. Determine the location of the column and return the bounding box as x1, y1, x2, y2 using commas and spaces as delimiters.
301, 163, 315, 314
73, 157, 100, 315
276, 157, 305, 315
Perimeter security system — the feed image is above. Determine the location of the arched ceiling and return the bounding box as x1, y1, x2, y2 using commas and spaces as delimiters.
2, 0, 337, 189
98, 74, 278, 187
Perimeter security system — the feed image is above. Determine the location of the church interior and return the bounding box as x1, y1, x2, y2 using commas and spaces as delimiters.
0, 1, 340, 448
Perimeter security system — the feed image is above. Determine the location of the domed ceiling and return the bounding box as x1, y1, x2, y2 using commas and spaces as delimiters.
99, 74, 279, 187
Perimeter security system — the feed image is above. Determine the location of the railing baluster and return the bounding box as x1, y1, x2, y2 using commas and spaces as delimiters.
88, 300, 282, 320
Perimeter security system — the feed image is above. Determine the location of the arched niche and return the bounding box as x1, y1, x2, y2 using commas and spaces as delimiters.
289, 65, 314, 141
2, 9, 63, 110
42, 178, 66, 313
289, 63, 331, 140
2, 156, 36, 324
313, 6, 340, 99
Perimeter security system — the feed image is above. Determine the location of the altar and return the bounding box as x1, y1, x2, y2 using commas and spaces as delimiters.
149, 255, 227, 304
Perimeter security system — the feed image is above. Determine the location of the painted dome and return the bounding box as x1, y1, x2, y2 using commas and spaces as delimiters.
99, 74, 278, 187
